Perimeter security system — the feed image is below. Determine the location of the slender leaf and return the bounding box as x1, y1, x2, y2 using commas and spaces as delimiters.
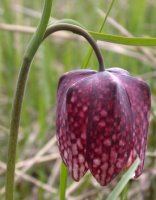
120, 183, 129, 200
60, 162, 68, 200
89, 31, 156, 46
82, 0, 116, 68
106, 157, 140, 200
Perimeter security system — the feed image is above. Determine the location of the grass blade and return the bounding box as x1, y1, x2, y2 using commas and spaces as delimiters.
120, 183, 129, 200
82, 0, 116, 69
59, 162, 68, 200
89, 31, 156, 46
106, 157, 140, 200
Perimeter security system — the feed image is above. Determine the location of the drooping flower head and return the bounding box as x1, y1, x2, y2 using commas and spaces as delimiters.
56, 68, 151, 186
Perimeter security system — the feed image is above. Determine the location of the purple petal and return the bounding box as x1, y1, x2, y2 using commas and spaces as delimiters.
56, 70, 96, 176
65, 78, 94, 180
86, 72, 134, 185
110, 69, 151, 177
57, 70, 96, 116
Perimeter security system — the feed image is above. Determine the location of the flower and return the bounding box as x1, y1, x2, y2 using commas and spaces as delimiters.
56, 68, 151, 186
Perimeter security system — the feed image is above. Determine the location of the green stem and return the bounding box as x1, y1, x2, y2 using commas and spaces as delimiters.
5, 1, 53, 199
44, 23, 105, 71
25, 1, 53, 59
60, 162, 68, 200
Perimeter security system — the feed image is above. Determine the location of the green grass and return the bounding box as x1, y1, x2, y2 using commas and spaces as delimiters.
0, 0, 156, 199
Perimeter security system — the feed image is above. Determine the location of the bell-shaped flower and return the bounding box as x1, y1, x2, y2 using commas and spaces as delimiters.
56, 68, 151, 186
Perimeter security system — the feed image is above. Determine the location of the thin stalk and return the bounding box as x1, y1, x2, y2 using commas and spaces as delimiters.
59, 162, 68, 200
24, 1, 53, 59
44, 23, 105, 71
99, 0, 116, 33
5, 1, 53, 199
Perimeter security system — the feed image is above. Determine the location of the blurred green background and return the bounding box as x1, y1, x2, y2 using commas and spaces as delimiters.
0, 0, 156, 199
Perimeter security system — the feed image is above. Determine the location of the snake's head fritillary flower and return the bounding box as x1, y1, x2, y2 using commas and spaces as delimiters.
56, 68, 151, 186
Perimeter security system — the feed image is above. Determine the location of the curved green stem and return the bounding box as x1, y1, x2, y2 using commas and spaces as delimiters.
5, 1, 53, 199
44, 23, 105, 71
52, 19, 156, 46
25, 1, 53, 59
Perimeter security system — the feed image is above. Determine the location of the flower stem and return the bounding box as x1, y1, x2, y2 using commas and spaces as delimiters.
5, 1, 53, 199
44, 23, 105, 71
